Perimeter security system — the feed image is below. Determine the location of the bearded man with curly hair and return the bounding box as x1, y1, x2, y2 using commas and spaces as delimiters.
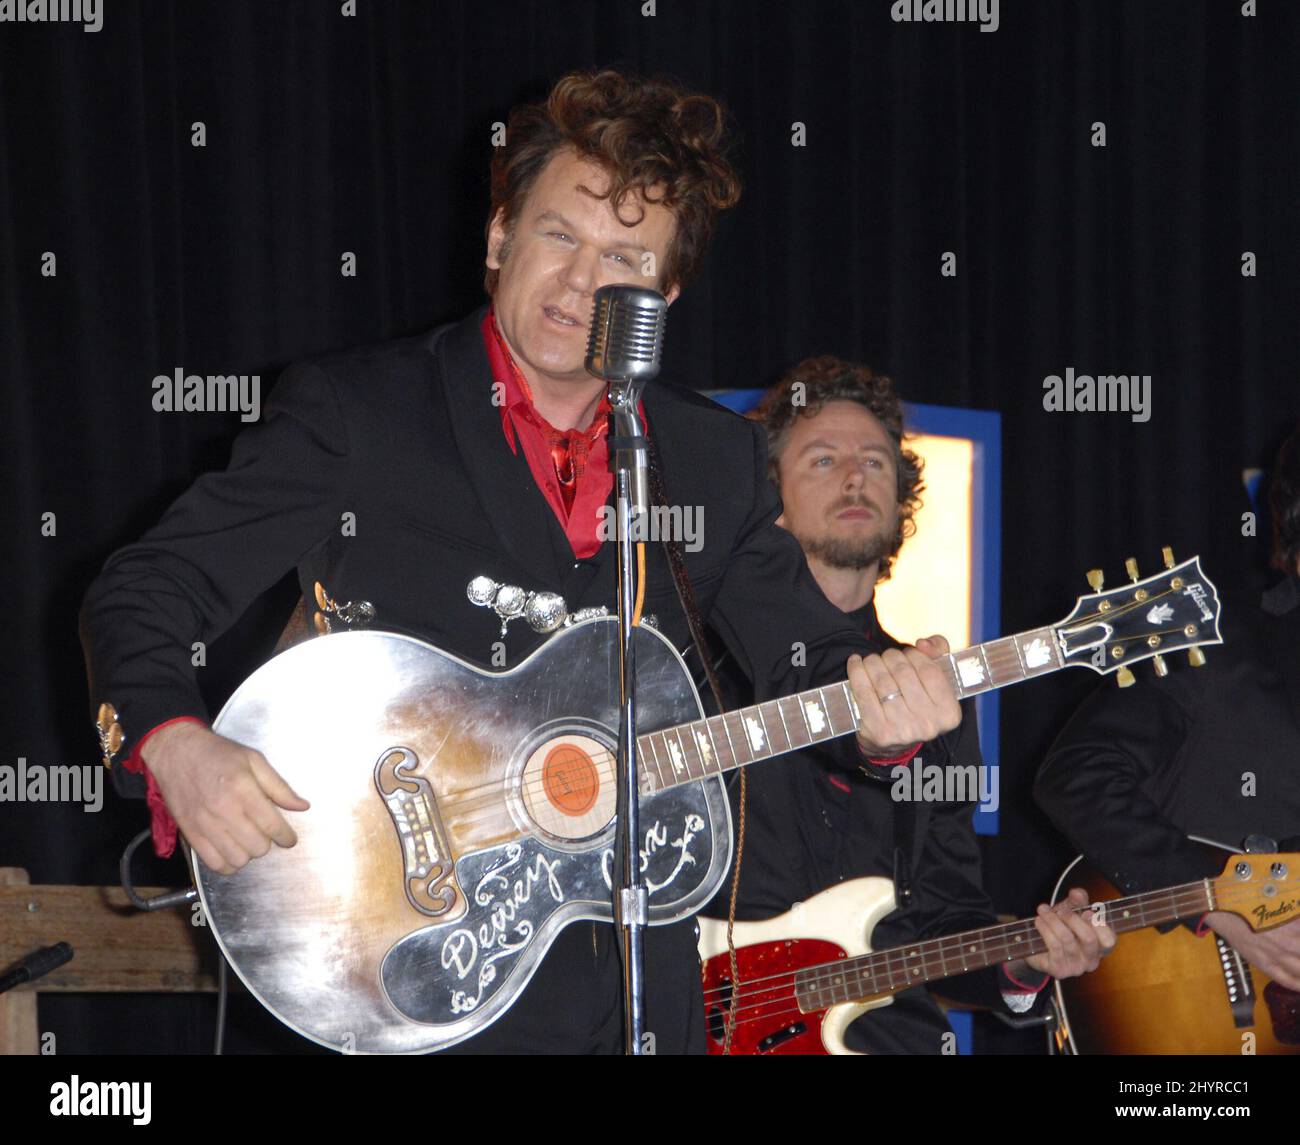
697, 358, 1113, 1054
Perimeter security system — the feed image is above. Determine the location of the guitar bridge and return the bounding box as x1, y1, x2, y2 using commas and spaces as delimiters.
1215, 935, 1257, 1029
375, 746, 463, 920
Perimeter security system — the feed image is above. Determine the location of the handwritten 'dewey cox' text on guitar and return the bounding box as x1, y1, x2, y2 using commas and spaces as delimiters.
194, 552, 1221, 1053
698, 851, 1298, 1055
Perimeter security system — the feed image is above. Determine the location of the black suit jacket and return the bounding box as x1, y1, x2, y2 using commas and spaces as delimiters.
80, 304, 877, 1052
1035, 575, 1300, 898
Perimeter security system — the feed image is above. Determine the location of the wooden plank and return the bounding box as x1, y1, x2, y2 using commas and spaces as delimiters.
0, 870, 39, 1054
0, 870, 217, 993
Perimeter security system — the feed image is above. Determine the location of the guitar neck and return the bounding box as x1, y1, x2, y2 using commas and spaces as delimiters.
794, 879, 1216, 1012
637, 626, 1062, 794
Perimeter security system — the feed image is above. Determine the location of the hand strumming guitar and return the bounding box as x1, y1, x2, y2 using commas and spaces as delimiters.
141, 721, 309, 875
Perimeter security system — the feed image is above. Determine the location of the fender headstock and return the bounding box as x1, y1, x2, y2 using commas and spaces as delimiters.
1211, 854, 1300, 933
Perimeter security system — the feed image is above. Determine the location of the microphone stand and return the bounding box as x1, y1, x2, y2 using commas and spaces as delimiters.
607, 376, 650, 1056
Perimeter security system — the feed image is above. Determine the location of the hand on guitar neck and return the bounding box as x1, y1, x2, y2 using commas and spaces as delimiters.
141, 721, 310, 874
1205, 911, 1300, 991
847, 635, 962, 758
1011, 887, 1118, 983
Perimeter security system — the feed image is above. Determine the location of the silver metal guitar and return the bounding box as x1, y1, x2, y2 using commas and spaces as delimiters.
196, 618, 730, 1054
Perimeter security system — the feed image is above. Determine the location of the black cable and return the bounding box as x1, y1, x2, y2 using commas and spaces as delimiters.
214, 954, 228, 1055
0, 942, 74, 994
117, 827, 156, 911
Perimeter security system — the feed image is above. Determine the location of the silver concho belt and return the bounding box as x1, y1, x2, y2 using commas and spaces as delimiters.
466, 575, 655, 638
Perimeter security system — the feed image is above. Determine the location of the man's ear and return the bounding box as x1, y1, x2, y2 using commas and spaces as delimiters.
664, 283, 681, 306
486, 208, 507, 270
775, 511, 786, 530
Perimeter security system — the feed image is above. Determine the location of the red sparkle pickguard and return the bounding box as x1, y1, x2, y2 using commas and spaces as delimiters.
701, 938, 845, 1055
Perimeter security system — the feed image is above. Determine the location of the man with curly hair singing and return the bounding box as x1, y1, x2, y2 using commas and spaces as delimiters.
80, 70, 1094, 1054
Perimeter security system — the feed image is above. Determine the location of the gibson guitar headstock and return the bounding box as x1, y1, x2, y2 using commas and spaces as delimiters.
1053, 547, 1223, 686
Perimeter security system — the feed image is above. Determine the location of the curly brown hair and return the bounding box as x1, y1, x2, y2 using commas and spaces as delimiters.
753, 356, 925, 582
484, 69, 742, 297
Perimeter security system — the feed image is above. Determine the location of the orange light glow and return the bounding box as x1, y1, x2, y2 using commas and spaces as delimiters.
873, 433, 974, 650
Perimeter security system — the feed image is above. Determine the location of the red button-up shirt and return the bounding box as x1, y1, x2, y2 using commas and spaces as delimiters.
482, 307, 614, 560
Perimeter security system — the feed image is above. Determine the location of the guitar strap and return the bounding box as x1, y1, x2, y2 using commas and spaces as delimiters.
646, 441, 730, 713
646, 439, 747, 1052
891, 793, 916, 907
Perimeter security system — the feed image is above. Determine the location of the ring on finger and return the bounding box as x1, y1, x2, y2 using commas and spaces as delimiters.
881, 691, 902, 702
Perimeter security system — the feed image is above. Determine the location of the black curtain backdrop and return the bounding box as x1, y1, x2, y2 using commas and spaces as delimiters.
2, 0, 1297, 1055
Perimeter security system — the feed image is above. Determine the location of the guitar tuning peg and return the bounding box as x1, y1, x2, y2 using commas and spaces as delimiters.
1161, 546, 1175, 569
1086, 568, 1104, 591
1188, 646, 1206, 668
1116, 665, 1136, 688
1125, 557, 1140, 582
1152, 653, 1168, 677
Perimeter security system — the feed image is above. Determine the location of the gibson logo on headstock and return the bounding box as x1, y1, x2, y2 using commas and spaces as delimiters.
1183, 582, 1213, 623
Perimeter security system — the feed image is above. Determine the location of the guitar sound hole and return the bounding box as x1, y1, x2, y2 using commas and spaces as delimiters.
542, 743, 599, 815
518, 731, 618, 845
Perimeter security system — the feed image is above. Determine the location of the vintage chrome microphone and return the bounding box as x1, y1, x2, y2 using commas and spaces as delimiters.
585, 284, 667, 521
584, 283, 667, 1056
585, 283, 666, 379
